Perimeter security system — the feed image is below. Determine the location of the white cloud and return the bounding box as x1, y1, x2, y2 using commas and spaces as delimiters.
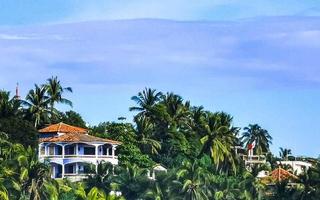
0, 33, 66, 40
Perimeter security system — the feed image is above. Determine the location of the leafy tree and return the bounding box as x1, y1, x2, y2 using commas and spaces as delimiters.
60, 110, 87, 128
92, 122, 154, 168
0, 90, 21, 118
0, 117, 38, 147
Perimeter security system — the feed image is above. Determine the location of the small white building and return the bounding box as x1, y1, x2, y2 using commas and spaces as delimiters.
38, 122, 121, 181
148, 164, 167, 180
277, 160, 312, 175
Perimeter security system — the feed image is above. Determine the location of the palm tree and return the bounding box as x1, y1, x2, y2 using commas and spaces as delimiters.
297, 163, 320, 199
173, 160, 210, 200
241, 124, 272, 155
144, 167, 178, 200
113, 163, 150, 199
134, 115, 161, 155
239, 165, 267, 200
129, 88, 162, 117
85, 161, 114, 195
279, 148, 292, 161
46, 76, 73, 119
198, 112, 239, 173
17, 147, 52, 200
0, 132, 12, 160
21, 84, 51, 127
0, 90, 21, 118
73, 183, 107, 200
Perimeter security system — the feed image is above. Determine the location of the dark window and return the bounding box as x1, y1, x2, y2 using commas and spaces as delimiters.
65, 146, 75, 155
65, 165, 74, 173
84, 146, 95, 155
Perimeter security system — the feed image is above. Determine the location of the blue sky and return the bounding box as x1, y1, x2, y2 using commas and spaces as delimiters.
0, 1, 320, 157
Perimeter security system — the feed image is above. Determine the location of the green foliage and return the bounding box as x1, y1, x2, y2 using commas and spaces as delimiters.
0, 117, 38, 147
241, 124, 273, 155
91, 122, 154, 168
1, 83, 320, 200
57, 110, 87, 128
0, 90, 21, 118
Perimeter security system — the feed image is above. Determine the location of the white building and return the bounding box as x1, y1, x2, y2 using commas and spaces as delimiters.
148, 164, 167, 180
38, 122, 121, 181
277, 160, 312, 175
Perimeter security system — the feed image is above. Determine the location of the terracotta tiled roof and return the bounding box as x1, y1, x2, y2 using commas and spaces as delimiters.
39, 133, 121, 145
269, 167, 298, 182
38, 122, 87, 134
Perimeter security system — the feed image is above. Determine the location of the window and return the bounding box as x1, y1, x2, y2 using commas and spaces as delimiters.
40, 146, 45, 155
84, 146, 95, 155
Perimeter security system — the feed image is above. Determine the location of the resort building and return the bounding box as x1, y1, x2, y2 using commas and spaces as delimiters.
38, 122, 121, 181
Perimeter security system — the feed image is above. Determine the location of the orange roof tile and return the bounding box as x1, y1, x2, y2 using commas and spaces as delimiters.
39, 133, 121, 145
269, 167, 298, 182
38, 122, 87, 134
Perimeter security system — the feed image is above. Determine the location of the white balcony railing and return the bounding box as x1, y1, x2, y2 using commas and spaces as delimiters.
242, 155, 266, 164
39, 154, 118, 159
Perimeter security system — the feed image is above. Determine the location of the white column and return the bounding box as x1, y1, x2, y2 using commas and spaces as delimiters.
112, 145, 116, 159
52, 165, 55, 178
38, 144, 41, 158
152, 171, 156, 180
76, 163, 78, 175
62, 145, 65, 159
44, 144, 47, 156
62, 164, 65, 178
95, 145, 99, 159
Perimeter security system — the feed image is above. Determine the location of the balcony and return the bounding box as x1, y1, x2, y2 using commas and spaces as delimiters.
39, 143, 118, 160
242, 155, 266, 164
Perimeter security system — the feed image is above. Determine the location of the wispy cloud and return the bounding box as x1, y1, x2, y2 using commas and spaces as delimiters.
0, 33, 66, 40
1, 17, 320, 88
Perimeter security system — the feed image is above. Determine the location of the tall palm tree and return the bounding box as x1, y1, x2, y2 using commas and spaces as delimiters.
18, 147, 52, 200
46, 76, 73, 118
129, 88, 162, 117
279, 148, 292, 161
22, 84, 51, 127
159, 92, 190, 128
134, 115, 161, 155
241, 124, 272, 155
198, 112, 239, 173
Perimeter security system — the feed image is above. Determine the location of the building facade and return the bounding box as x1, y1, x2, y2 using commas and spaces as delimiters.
277, 160, 312, 175
38, 122, 121, 181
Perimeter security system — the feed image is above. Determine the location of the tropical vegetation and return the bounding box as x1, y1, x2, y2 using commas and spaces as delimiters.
0, 79, 320, 200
